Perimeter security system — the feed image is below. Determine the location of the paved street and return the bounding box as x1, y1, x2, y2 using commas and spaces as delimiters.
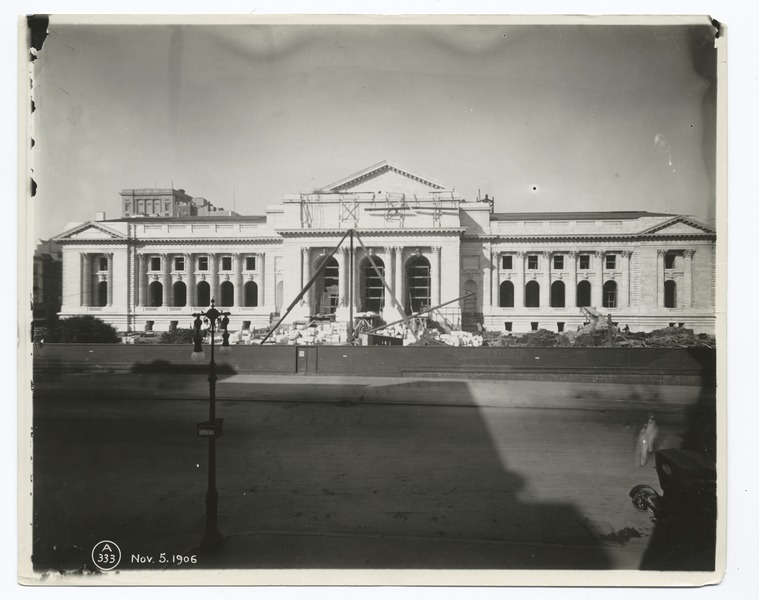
30, 374, 715, 573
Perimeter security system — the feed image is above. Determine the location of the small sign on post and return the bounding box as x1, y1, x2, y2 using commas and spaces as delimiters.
197, 418, 224, 438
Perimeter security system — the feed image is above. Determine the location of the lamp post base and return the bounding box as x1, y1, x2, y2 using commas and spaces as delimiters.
199, 530, 223, 555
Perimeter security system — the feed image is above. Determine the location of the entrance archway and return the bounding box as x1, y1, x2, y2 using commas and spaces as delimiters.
220, 281, 234, 307
577, 280, 591, 307
361, 256, 385, 312
406, 255, 431, 313
500, 280, 514, 307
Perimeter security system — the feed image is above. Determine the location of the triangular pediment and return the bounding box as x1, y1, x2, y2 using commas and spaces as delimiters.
320, 160, 449, 195
53, 221, 127, 242
639, 216, 715, 236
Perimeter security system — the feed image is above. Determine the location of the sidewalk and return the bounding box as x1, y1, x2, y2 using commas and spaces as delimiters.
35, 371, 712, 413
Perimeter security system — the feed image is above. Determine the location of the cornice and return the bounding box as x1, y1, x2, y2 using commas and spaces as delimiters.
465, 233, 716, 242
276, 228, 466, 237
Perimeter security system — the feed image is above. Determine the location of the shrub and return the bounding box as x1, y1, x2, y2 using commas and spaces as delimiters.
46, 315, 119, 343
160, 328, 196, 344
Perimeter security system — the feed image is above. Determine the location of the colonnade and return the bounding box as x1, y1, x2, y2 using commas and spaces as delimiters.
134, 252, 265, 308
299, 245, 443, 312
488, 250, 632, 309
79, 252, 114, 307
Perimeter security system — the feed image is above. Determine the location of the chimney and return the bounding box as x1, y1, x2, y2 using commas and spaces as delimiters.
95, 211, 106, 221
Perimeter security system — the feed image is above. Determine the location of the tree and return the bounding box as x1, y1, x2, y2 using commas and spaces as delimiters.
46, 315, 120, 343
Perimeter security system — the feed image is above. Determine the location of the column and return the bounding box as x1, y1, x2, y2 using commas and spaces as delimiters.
491, 250, 500, 308
106, 253, 114, 306
384, 247, 395, 307
394, 246, 404, 310
431, 246, 442, 306
483, 247, 492, 309
185, 253, 195, 307
336, 247, 348, 307
301, 247, 311, 309
515, 252, 525, 308
258, 253, 266, 307
656, 249, 666, 307
138, 254, 148, 306
81, 253, 91, 307
592, 251, 604, 308
620, 251, 631, 308
540, 251, 551, 308
209, 253, 219, 304
234, 254, 243, 307
161, 253, 171, 307
683, 249, 695, 308
567, 251, 577, 308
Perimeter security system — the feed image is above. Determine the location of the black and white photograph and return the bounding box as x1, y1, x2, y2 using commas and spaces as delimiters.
18, 13, 727, 587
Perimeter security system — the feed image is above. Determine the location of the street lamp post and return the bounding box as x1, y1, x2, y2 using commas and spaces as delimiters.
191, 299, 231, 554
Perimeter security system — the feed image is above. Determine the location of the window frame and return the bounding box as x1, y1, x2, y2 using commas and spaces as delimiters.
664, 253, 676, 270
605, 254, 617, 270
527, 255, 539, 270
174, 257, 185, 271
197, 256, 209, 271
579, 254, 590, 270
221, 256, 233, 271
245, 256, 257, 271
98, 256, 108, 272
553, 255, 564, 270
501, 255, 513, 270
150, 256, 161, 271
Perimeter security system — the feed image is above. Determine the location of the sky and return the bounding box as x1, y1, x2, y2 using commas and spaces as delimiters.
32, 18, 718, 240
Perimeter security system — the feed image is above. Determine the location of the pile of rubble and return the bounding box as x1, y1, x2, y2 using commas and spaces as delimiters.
486, 327, 715, 349
615, 327, 716, 349
249, 321, 350, 345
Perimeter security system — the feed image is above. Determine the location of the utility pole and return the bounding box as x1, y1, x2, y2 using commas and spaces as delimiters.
348, 229, 354, 342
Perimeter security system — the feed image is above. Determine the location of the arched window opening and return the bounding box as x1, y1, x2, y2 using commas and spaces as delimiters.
664, 280, 677, 308
603, 280, 617, 308
577, 280, 591, 307
499, 280, 514, 308
244, 281, 259, 307
148, 281, 163, 307
361, 256, 385, 313
550, 280, 566, 308
219, 281, 234, 308
97, 281, 108, 307
172, 281, 187, 307
196, 281, 210, 307
315, 256, 339, 314
406, 256, 431, 314
525, 280, 540, 307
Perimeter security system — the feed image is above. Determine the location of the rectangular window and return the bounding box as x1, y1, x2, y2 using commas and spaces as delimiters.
174, 257, 184, 271
98, 257, 108, 271
502, 255, 513, 270
527, 255, 539, 270
245, 256, 257, 271
150, 257, 161, 271
605, 255, 617, 270
557, 322, 565, 332
504, 322, 512, 332
553, 255, 564, 270
665, 254, 676, 269
531, 322, 539, 331
198, 256, 209, 271
579, 255, 590, 269
221, 256, 232, 271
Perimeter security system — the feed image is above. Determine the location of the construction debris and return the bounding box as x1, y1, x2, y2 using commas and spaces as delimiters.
485, 327, 715, 349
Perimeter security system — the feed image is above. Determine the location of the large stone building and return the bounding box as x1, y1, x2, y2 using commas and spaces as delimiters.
52, 161, 716, 335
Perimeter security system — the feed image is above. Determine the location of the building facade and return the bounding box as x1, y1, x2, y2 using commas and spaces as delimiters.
52, 161, 717, 335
